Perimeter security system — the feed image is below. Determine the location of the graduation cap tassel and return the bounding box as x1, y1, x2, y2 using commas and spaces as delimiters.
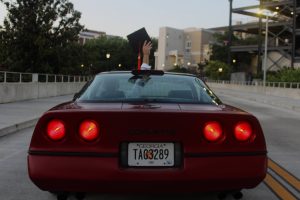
137, 44, 141, 70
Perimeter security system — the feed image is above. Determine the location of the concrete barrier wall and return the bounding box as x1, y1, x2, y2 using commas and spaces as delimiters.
0, 82, 86, 103
207, 83, 300, 100
2, 81, 299, 104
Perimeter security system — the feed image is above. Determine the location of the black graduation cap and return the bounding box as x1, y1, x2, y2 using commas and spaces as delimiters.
127, 27, 152, 53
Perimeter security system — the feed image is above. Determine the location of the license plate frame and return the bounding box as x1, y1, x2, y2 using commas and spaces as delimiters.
127, 143, 175, 167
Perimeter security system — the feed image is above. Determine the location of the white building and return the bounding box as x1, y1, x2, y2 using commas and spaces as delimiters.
155, 27, 214, 71
79, 29, 106, 45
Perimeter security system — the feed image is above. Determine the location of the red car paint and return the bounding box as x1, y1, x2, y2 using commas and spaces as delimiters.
28, 101, 267, 193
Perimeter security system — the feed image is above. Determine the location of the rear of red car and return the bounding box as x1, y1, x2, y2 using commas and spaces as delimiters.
28, 102, 267, 193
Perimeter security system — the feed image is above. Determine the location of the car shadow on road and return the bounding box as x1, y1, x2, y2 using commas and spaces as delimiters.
85, 193, 220, 200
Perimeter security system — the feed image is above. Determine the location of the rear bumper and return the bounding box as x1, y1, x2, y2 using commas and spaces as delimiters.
28, 154, 267, 193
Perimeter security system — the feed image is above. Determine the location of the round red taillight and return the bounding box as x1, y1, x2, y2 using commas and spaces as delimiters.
234, 122, 252, 141
47, 119, 66, 141
203, 122, 223, 142
79, 120, 99, 142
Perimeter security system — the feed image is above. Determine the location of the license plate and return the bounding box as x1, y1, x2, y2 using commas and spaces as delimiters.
128, 143, 174, 167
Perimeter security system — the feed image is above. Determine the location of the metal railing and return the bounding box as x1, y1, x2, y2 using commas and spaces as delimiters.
0, 71, 91, 83
207, 80, 300, 89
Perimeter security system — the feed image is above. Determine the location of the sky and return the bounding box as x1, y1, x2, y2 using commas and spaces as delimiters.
0, 0, 257, 38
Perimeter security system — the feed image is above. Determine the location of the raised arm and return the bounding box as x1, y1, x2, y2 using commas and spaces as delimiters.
142, 41, 152, 65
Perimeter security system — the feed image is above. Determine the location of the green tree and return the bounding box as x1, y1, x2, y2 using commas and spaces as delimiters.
210, 32, 255, 72
204, 61, 232, 80
81, 36, 158, 74
0, 26, 8, 70
83, 36, 136, 73
0, 0, 83, 73
210, 32, 234, 63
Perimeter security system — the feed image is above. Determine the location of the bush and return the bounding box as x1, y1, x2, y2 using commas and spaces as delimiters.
204, 61, 232, 80
168, 65, 189, 73
267, 68, 300, 82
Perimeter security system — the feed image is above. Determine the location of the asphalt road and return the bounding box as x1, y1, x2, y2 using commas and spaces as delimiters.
0, 94, 299, 200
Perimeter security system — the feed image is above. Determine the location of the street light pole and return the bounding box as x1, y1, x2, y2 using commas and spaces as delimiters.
228, 0, 233, 66
263, 15, 269, 88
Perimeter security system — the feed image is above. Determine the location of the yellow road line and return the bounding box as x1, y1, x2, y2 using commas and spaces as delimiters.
264, 173, 298, 200
268, 159, 300, 191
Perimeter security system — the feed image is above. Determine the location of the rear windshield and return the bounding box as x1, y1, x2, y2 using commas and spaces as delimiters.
77, 73, 221, 105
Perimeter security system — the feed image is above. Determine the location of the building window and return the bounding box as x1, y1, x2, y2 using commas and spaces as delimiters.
186, 41, 192, 49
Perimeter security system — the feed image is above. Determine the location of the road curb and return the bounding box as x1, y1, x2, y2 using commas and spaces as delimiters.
0, 118, 38, 138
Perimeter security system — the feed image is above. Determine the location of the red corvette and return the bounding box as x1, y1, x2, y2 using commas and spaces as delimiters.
28, 70, 267, 200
